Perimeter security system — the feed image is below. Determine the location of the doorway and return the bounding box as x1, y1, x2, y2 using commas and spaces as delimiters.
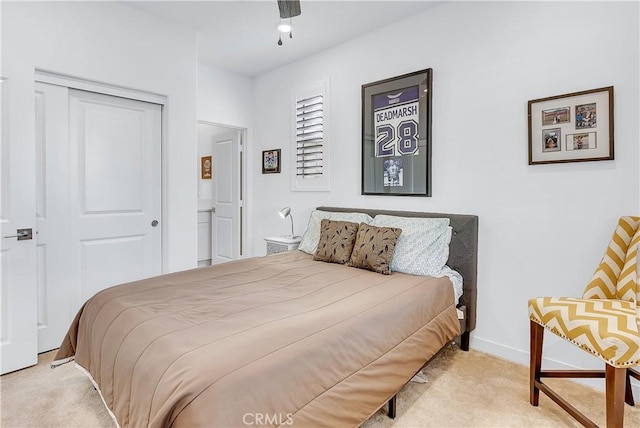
197, 122, 245, 265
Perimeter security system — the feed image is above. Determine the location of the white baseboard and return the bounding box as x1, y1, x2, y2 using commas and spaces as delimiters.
470, 335, 640, 399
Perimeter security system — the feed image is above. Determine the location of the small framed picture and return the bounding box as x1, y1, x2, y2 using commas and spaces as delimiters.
262, 148, 281, 174
528, 86, 613, 165
542, 128, 561, 152
566, 132, 597, 151
542, 107, 570, 126
201, 156, 212, 179
575, 103, 597, 129
383, 157, 404, 187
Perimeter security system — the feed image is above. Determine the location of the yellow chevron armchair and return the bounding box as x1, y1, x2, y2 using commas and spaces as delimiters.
528, 216, 640, 427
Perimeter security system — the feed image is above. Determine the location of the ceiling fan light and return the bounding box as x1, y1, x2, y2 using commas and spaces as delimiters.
278, 23, 292, 33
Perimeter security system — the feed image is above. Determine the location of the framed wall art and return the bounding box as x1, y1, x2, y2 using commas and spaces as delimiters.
528, 86, 614, 165
262, 148, 281, 174
201, 156, 212, 179
361, 69, 433, 196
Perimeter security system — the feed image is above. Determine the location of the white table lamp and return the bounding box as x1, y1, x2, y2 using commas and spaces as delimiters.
279, 207, 295, 238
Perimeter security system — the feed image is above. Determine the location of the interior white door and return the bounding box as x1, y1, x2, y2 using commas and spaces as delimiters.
35, 85, 163, 353
212, 131, 241, 264
66, 89, 163, 314
1, 79, 38, 374
34, 82, 73, 353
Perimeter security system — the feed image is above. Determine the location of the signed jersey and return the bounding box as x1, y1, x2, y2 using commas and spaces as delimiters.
373, 86, 419, 158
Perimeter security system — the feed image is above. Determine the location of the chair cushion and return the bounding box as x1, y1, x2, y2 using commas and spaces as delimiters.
529, 297, 640, 368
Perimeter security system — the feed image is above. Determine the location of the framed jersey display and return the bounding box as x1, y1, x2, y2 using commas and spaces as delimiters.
361, 69, 433, 196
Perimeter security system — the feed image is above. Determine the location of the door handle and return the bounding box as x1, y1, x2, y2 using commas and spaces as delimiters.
151, 220, 159, 227
4, 228, 33, 240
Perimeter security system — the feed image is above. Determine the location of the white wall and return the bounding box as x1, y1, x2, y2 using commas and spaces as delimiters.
250, 0, 639, 376
2, 1, 198, 272
198, 63, 253, 128
197, 124, 215, 210
197, 62, 255, 254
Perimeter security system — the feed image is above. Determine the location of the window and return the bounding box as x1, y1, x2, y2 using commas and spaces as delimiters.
292, 81, 330, 191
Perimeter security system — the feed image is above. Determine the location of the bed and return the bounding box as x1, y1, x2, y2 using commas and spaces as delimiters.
54, 207, 478, 427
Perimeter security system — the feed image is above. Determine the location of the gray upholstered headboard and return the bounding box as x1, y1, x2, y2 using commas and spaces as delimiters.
317, 207, 478, 336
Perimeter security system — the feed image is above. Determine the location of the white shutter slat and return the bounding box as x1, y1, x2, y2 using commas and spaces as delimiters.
292, 81, 330, 191
296, 92, 323, 177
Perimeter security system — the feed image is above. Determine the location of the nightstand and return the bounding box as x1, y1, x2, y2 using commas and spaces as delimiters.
264, 236, 302, 255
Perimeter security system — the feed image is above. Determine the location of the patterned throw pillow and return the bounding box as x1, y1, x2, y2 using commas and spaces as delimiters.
298, 211, 374, 254
348, 223, 402, 275
370, 215, 451, 277
313, 219, 360, 264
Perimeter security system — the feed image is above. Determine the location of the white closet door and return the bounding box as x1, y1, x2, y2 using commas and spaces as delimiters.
66, 88, 162, 312
36, 84, 164, 354
2, 81, 164, 372
34, 82, 72, 352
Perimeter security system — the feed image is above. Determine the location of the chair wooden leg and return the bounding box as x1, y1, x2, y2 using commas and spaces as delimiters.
605, 364, 626, 428
625, 369, 635, 406
530, 320, 544, 406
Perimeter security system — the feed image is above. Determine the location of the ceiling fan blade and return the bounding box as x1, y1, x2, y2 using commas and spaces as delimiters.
277, 0, 301, 19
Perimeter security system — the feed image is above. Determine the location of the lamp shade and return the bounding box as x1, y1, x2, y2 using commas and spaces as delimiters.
279, 207, 291, 219
278, 207, 295, 237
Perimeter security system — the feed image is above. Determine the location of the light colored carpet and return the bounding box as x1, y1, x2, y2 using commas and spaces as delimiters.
1, 345, 639, 427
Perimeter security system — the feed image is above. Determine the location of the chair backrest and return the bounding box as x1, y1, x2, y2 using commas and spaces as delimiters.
582, 216, 640, 305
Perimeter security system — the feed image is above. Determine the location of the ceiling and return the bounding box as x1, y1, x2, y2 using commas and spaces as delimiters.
127, 1, 444, 77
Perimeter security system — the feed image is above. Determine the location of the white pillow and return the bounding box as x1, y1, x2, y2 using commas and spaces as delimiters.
298, 210, 373, 254
370, 215, 451, 277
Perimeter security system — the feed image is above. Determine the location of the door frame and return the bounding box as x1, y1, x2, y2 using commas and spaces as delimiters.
35, 70, 168, 272
197, 120, 247, 258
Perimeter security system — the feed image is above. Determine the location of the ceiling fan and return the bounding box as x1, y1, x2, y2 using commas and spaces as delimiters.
277, 0, 301, 46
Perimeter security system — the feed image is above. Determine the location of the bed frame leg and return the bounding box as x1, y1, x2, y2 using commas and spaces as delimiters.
460, 331, 470, 351
387, 395, 396, 419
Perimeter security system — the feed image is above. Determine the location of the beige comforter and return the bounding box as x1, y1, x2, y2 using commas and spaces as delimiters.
55, 251, 460, 427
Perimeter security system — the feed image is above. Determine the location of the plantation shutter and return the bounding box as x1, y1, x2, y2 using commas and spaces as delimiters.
296, 94, 323, 177
291, 81, 330, 191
